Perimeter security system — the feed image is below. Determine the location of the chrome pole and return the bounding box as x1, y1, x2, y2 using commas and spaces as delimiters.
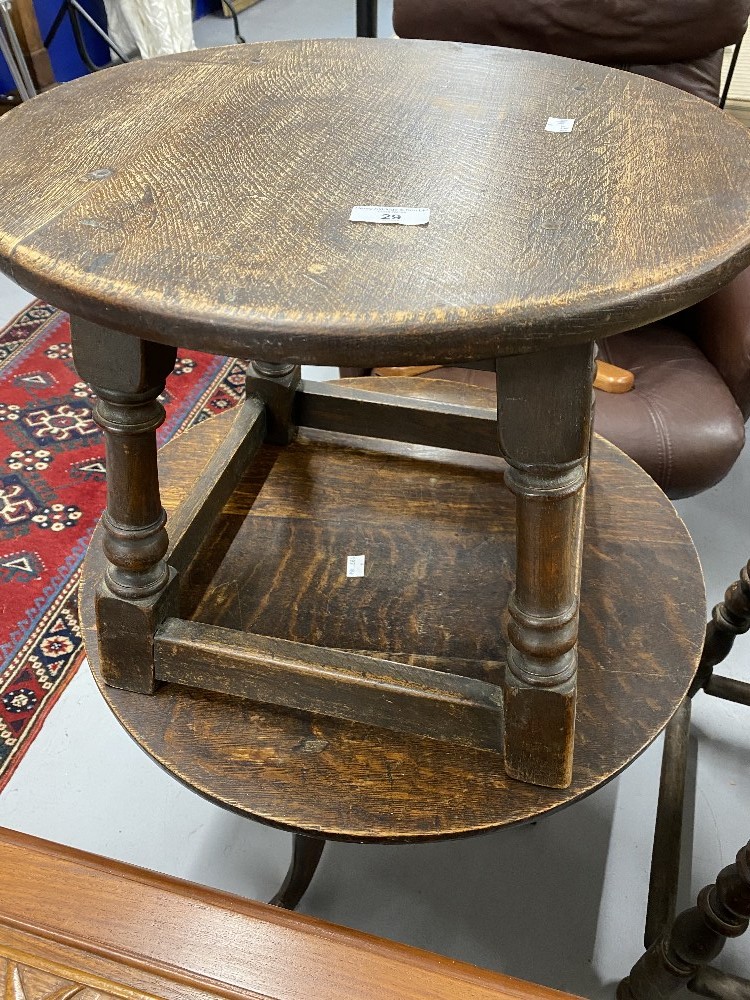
0, 0, 36, 100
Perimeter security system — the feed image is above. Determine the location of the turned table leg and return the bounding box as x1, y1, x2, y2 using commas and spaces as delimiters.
269, 834, 326, 910
496, 343, 595, 788
71, 317, 178, 693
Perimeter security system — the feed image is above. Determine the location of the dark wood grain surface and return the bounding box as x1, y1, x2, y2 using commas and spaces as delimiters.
2, 40, 750, 365
81, 380, 706, 841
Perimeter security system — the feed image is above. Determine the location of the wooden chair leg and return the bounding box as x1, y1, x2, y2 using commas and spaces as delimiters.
691, 559, 750, 696
269, 835, 326, 911
624, 550, 750, 999
644, 698, 693, 948
617, 841, 750, 1000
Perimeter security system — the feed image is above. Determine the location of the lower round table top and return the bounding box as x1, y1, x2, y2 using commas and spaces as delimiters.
2, 39, 750, 365
81, 380, 705, 842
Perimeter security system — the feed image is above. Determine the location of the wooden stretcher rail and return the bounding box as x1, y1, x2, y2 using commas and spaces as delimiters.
154, 618, 505, 753
166, 397, 266, 573
703, 674, 750, 706
294, 380, 501, 456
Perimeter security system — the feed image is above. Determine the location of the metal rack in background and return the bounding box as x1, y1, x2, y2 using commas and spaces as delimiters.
357, 0, 377, 37
209, 0, 378, 45
1, 0, 379, 105
43, 0, 129, 73
222, 1, 245, 44
42, 0, 249, 74
721, 34, 745, 109
201, 0, 245, 44
0, 0, 35, 100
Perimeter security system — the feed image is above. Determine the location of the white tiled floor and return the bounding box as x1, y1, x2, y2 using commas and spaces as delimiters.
0, 3, 749, 995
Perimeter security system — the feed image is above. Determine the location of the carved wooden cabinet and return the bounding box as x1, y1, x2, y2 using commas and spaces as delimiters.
0, 827, 582, 1000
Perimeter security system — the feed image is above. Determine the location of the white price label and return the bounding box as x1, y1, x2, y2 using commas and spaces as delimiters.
546, 117, 575, 133
346, 554, 366, 578
350, 206, 430, 226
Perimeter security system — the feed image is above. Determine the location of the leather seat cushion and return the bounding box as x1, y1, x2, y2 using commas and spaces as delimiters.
392, 0, 750, 67
596, 325, 745, 497
382, 324, 745, 499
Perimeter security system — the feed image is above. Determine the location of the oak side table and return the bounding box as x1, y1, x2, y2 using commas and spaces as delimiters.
0, 40, 748, 831
85, 380, 707, 907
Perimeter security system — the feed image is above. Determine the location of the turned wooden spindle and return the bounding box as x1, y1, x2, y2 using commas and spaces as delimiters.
690, 559, 750, 695
618, 841, 750, 999
71, 317, 178, 693
496, 343, 595, 788
95, 387, 170, 600
246, 360, 301, 445
72, 321, 176, 599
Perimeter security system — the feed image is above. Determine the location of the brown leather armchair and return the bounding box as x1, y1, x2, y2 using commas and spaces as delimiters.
343, 0, 750, 499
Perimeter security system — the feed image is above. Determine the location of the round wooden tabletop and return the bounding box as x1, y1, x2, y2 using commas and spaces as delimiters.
2, 40, 750, 366
81, 382, 706, 842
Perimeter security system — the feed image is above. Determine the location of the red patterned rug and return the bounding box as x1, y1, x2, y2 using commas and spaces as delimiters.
0, 302, 244, 792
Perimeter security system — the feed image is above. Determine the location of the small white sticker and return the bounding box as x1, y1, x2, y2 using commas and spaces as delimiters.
546, 117, 575, 133
347, 554, 366, 577
350, 206, 430, 226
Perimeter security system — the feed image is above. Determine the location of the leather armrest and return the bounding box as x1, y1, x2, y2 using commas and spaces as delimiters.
594, 360, 634, 393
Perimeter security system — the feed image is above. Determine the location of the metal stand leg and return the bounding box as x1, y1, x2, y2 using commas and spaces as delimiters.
721, 34, 745, 110
356, 0, 377, 37
44, 0, 130, 72
269, 835, 326, 911
0, 1, 36, 100
223, 0, 246, 43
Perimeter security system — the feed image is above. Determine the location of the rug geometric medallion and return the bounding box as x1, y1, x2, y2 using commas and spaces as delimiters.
0, 302, 244, 792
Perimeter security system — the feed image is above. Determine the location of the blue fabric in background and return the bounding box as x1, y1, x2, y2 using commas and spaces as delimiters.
0, 54, 14, 92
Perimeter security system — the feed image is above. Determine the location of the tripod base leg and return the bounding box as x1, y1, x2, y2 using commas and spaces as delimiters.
269, 834, 326, 911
